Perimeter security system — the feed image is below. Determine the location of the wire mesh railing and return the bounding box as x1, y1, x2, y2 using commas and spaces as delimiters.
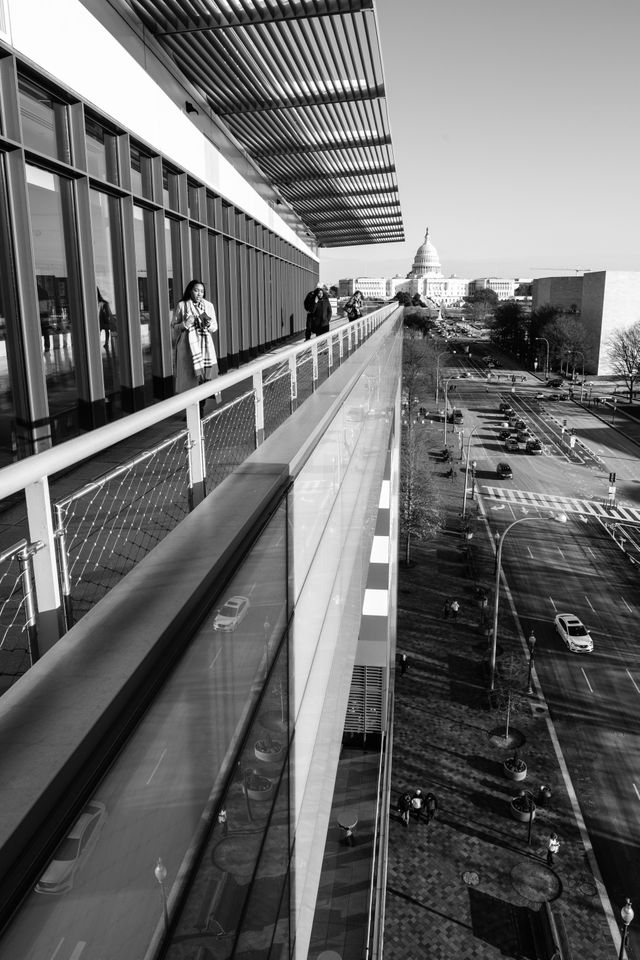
0, 539, 43, 688
0, 304, 400, 683
54, 431, 191, 626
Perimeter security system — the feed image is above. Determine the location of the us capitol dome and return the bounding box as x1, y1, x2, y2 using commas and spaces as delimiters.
408, 228, 443, 279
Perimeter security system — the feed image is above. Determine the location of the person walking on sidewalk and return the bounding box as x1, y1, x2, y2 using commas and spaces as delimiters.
443, 598, 451, 620
546, 832, 560, 866
397, 792, 412, 828
400, 653, 409, 676
424, 792, 438, 827
450, 599, 460, 622
478, 594, 488, 626
410, 789, 424, 823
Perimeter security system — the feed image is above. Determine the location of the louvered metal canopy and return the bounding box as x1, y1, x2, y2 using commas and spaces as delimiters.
126, 0, 404, 247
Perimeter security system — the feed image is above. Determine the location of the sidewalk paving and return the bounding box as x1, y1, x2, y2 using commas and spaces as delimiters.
385, 420, 615, 959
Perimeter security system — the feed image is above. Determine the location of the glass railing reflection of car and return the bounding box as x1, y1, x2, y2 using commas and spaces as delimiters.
213, 595, 250, 631
35, 801, 107, 895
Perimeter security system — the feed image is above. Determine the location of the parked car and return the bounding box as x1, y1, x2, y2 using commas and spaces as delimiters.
558, 393, 570, 401
514, 419, 526, 430
516, 429, 531, 442
547, 393, 561, 401
534, 393, 546, 400
505, 438, 519, 452
547, 378, 564, 388
499, 402, 513, 413
498, 428, 513, 440
554, 613, 593, 653
35, 801, 107, 895
213, 595, 250, 631
526, 439, 543, 454
497, 462, 513, 479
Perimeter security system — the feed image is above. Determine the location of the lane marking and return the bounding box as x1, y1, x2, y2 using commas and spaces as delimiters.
549, 596, 558, 611
622, 597, 633, 613
69, 944, 88, 960
526, 546, 533, 559
634, 783, 640, 802
585, 595, 595, 612
626, 670, 640, 695
209, 647, 223, 670
146, 748, 167, 786
581, 668, 594, 693
49, 941, 65, 960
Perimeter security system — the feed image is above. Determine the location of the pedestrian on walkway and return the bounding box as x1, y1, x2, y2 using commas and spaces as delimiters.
303, 284, 331, 341
400, 653, 409, 675
397, 792, 412, 828
546, 832, 560, 866
410, 789, 424, 822
424, 792, 438, 826
450, 599, 460, 621
443, 598, 451, 620
479, 595, 488, 626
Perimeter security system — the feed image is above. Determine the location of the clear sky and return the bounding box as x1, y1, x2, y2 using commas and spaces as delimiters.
320, 0, 640, 285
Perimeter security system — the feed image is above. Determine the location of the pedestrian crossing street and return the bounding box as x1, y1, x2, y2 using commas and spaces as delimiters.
481, 486, 640, 524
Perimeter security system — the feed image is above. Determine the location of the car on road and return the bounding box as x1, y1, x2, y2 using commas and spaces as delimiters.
554, 613, 593, 653
496, 462, 513, 479
499, 402, 513, 413
526, 439, 543, 454
534, 393, 546, 400
547, 378, 564, 388
498, 428, 513, 440
558, 393, 570, 401
505, 438, 519, 452
213, 595, 250, 631
516, 428, 532, 442
35, 801, 107, 895
547, 393, 561, 401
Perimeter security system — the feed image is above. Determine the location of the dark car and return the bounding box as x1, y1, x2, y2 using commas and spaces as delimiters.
516, 428, 531, 442
547, 378, 564, 387
526, 439, 543, 454
497, 462, 513, 479
499, 402, 513, 413
498, 428, 513, 440
547, 393, 560, 401
505, 438, 519, 453
558, 393, 570, 401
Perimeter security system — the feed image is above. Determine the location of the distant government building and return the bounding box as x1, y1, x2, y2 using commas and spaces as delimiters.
339, 229, 640, 375
338, 227, 532, 305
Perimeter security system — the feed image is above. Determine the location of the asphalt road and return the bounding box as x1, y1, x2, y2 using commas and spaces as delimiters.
441, 350, 640, 958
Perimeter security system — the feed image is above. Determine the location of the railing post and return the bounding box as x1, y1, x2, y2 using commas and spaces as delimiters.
186, 404, 206, 509
327, 332, 334, 371
54, 503, 74, 631
289, 356, 298, 414
18, 541, 44, 665
311, 342, 319, 391
25, 477, 64, 652
338, 327, 344, 364
253, 370, 264, 447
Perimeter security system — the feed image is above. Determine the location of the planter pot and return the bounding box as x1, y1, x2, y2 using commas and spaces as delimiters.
245, 775, 274, 801
510, 797, 536, 822
254, 740, 284, 763
503, 760, 527, 782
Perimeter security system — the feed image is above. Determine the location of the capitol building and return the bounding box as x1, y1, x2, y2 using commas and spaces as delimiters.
338, 228, 528, 305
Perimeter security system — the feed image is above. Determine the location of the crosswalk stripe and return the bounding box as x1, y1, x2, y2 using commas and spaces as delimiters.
480, 486, 640, 524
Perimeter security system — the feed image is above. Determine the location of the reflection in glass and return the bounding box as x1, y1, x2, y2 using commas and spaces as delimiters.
165, 217, 180, 312
0, 226, 15, 465
86, 117, 119, 184
18, 77, 70, 162
133, 205, 154, 397
26, 164, 77, 422
90, 189, 120, 402
0, 498, 289, 960
130, 144, 152, 199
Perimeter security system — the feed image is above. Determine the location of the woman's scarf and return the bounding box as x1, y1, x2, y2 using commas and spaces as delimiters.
184, 300, 216, 379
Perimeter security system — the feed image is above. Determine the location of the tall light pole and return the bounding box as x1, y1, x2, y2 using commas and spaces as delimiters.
536, 337, 550, 380
462, 426, 479, 518
619, 899, 634, 960
435, 349, 455, 401
490, 514, 567, 690
526, 630, 537, 694
154, 857, 169, 934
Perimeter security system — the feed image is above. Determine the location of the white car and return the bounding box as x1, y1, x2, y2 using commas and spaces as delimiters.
213, 595, 250, 631
35, 801, 107, 895
554, 613, 593, 653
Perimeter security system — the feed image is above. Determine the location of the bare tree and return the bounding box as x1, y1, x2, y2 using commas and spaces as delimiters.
400, 425, 442, 565
607, 322, 640, 402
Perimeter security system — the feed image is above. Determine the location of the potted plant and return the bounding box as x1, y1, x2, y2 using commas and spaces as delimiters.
254, 729, 284, 763
243, 768, 274, 801
510, 790, 536, 823
503, 750, 527, 782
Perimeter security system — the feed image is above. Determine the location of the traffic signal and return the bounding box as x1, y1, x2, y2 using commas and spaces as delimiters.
609, 472, 617, 484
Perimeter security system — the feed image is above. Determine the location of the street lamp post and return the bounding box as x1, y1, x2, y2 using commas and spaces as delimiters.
461, 426, 479, 518
471, 460, 477, 500
536, 337, 550, 381
490, 514, 567, 690
154, 858, 169, 934
619, 898, 634, 960
435, 349, 455, 401
526, 630, 537, 694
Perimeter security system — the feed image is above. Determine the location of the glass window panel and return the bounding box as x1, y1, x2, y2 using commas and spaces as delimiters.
162, 165, 179, 211
26, 164, 77, 422
133, 205, 154, 398
187, 182, 199, 220
18, 77, 70, 162
0, 167, 15, 467
164, 217, 181, 311
130, 144, 152, 200
190, 226, 200, 279
90, 189, 121, 402
85, 117, 119, 185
